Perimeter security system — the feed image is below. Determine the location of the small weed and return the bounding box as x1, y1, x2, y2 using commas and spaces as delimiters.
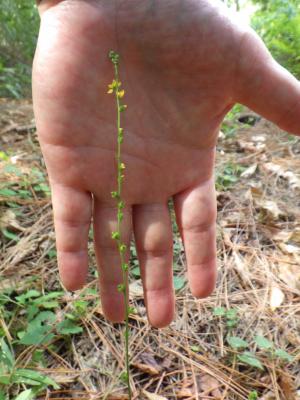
107, 50, 131, 398
214, 307, 294, 371
221, 104, 243, 138
237, 351, 264, 371
248, 391, 258, 400
0, 338, 59, 398
227, 336, 248, 350
0, 284, 96, 398
213, 306, 239, 328
216, 163, 246, 191
173, 275, 186, 291
0, 160, 50, 204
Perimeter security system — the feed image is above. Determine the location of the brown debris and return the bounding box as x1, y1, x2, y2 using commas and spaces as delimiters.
0, 101, 299, 399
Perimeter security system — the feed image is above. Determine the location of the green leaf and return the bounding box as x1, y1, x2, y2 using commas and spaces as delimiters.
83, 288, 97, 296
14, 389, 34, 400
31, 311, 56, 325
0, 375, 10, 385
274, 349, 293, 363
73, 300, 89, 314
3, 165, 22, 176
254, 335, 273, 350
0, 338, 15, 369
0, 188, 17, 197
6, 202, 20, 208
19, 312, 56, 345
17, 190, 32, 199
13, 369, 59, 389
248, 391, 258, 400
119, 371, 128, 383
226, 319, 238, 328
238, 352, 264, 370
31, 349, 46, 366
32, 292, 63, 304
16, 290, 41, 304
19, 326, 54, 346
11, 376, 40, 386
56, 320, 83, 335
0, 151, 9, 161
27, 305, 39, 320
173, 276, 186, 291
190, 345, 201, 353
131, 266, 141, 278
227, 336, 248, 350
225, 308, 238, 320
33, 183, 50, 194
39, 301, 59, 309
213, 307, 226, 317
65, 313, 76, 321
1, 228, 19, 242
46, 249, 56, 259
0, 391, 7, 400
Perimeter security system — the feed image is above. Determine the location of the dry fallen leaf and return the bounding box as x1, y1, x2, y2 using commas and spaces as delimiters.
107, 394, 128, 400
177, 374, 221, 399
177, 387, 194, 398
238, 139, 266, 152
129, 279, 143, 297
262, 226, 292, 242
263, 161, 300, 190
241, 163, 257, 178
278, 242, 300, 256
270, 286, 285, 310
0, 209, 24, 231
177, 378, 194, 398
198, 374, 221, 398
261, 392, 276, 400
133, 352, 163, 376
278, 263, 300, 291
48, 370, 79, 384
233, 251, 252, 285
290, 229, 300, 244
278, 374, 297, 400
250, 188, 285, 220
142, 390, 167, 400
257, 199, 284, 220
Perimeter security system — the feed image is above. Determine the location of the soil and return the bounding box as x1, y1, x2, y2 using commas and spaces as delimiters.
0, 99, 299, 399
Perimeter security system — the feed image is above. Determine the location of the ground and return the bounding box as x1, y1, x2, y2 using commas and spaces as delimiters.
0, 99, 299, 400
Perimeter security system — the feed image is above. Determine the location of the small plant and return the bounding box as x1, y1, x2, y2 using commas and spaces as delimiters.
213, 306, 239, 328
225, 333, 294, 370
215, 163, 246, 191
214, 307, 294, 371
0, 284, 94, 398
5, 290, 83, 347
237, 351, 264, 371
0, 338, 59, 398
221, 104, 243, 138
254, 335, 294, 363
107, 50, 131, 399
248, 390, 258, 400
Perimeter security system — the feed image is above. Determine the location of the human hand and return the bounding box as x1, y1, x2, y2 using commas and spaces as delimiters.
33, 0, 300, 327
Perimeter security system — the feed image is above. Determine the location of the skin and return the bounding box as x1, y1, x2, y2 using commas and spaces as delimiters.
33, 0, 300, 328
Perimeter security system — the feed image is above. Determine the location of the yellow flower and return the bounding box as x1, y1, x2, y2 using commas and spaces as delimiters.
117, 89, 125, 98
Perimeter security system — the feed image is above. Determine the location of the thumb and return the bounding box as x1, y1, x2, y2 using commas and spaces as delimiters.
236, 30, 300, 136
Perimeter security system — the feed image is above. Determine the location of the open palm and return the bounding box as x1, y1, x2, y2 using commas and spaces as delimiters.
33, 0, 300, 327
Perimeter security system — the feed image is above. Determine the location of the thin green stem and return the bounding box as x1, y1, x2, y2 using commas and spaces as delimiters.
108, 50, 131, 399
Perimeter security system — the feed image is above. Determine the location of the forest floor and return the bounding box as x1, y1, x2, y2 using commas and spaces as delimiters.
0, 99, 299, 400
